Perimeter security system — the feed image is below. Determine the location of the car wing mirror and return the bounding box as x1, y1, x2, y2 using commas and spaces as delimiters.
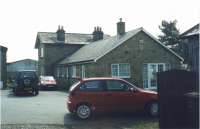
130, 87, 137, 92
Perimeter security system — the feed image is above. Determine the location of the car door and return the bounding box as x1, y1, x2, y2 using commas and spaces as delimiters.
105, 80, 141, 112
78, 80, 112, 112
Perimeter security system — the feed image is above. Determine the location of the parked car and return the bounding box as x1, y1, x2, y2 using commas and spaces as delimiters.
67, 77, 158, 119
39, 76, 57, 90
13, 70, 39, 96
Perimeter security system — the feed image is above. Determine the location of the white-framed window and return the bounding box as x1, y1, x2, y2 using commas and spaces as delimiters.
61, 67, 65, 78
111, 63, 130, 78
81, 65, 85, 78
66, 67, 68, 78
56, 67, 60, 78
40, 47, 44, 58
72, 66, 76, 78
143, 63, 171, 89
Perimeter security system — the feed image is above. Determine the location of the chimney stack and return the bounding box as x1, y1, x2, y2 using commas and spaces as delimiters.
117, 18, 125, 37
56, 25, 65, 42
92, 26, 104, 41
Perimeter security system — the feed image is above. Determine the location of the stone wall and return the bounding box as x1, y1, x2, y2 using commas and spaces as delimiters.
38, 43, 83, 76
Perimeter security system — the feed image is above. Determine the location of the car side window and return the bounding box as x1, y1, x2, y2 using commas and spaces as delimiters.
106, 80, 129, 91
79, 80, 105, 92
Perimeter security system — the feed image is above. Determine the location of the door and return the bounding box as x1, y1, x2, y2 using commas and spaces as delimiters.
78, 80, 113, 112
143, 63, 166, 90
105, 80, 141, 112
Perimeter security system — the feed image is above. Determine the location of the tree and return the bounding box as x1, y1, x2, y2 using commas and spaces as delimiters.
158, 20, 181, 46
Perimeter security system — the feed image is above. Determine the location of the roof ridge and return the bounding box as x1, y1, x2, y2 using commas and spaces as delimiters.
8, 58, 38, 64
59, 27, 143, 64
180, 23, 200, 37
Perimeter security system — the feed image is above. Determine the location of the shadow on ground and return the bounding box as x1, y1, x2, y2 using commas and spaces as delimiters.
63, 113, 158, 129
7, 91, 36, 98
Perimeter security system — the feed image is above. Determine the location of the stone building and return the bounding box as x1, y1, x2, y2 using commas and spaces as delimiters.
0, 45, 7, 89
7, 59, 38, 80
180, 24, 199, 73
35, 19, 183, 90
57, 19, 183, 90
35, 26, 109, 77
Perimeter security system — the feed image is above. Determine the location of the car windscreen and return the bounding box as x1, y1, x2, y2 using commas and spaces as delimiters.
69, 81, 80, 92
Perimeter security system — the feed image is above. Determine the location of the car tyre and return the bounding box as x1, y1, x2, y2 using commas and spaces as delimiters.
33, 89, 39, 96
147, 101, 158, 117
76, 104, 91, 119
13, 88, 18, 95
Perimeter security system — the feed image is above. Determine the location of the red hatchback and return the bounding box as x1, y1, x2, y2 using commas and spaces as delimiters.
67, 77, 158, 119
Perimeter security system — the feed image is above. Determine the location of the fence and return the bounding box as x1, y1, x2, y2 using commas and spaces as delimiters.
157, 69, 199, 129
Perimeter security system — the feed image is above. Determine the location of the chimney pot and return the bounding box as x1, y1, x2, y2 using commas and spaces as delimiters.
56, 25, 65, 42
93, 26, 104, 41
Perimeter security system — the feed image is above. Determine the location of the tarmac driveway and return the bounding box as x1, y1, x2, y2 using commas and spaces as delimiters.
1, 90, 69, 124
1, 90, 158, 129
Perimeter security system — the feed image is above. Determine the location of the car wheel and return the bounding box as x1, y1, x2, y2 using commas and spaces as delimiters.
32, 89, 38, 96
35, 89, 39, 95
76, 104, 91, 119
147, 102, 158, 117
13, 88, 17, 95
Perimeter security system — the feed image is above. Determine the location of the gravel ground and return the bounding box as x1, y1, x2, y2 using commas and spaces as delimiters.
1, 124, 69, 129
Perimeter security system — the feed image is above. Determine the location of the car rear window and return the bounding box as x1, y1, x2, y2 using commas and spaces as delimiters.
80, 80, 105, 92
41, 76, 55, 81
106, 80, 129, 91
19, 71, 36, 78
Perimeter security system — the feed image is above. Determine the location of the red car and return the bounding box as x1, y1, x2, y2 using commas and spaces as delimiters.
38, 76, 57, 90
67, 77, 158, 119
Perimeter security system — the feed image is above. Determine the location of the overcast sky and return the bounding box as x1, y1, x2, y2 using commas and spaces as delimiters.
0, 0, 199, 62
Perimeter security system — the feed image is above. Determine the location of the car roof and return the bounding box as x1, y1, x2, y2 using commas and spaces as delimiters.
40, 76, 54, 78
17, 70, 36, 72
81, 77, 124, 81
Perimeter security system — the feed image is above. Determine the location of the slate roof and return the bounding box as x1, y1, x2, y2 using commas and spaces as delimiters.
35, 32, 110, 48
7, 59, 38, 64
0, 45, 7, 51
59, 27, 183, 65
0, 45, 7, 49
181, 24, 199, 38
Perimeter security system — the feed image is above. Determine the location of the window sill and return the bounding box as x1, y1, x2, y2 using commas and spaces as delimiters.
112, 76, 131, 79
144, 87, 157, 90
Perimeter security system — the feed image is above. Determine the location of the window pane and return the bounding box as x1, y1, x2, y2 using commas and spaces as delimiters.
72, 66, 76, 77
68, 66, 72, 78
149, 64, 157, 87
143, 64, 148, 88
106, 80, 127, 91
111, 64, 118, 76
81, 65, 85, 78
119, 64, 130, 77
158, 64, 164, 72
66, 67, 68, 78
40, 48, 44, 57
165, 63, 171, 71
82, 81, 104, 91
57, 68, 60, 78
